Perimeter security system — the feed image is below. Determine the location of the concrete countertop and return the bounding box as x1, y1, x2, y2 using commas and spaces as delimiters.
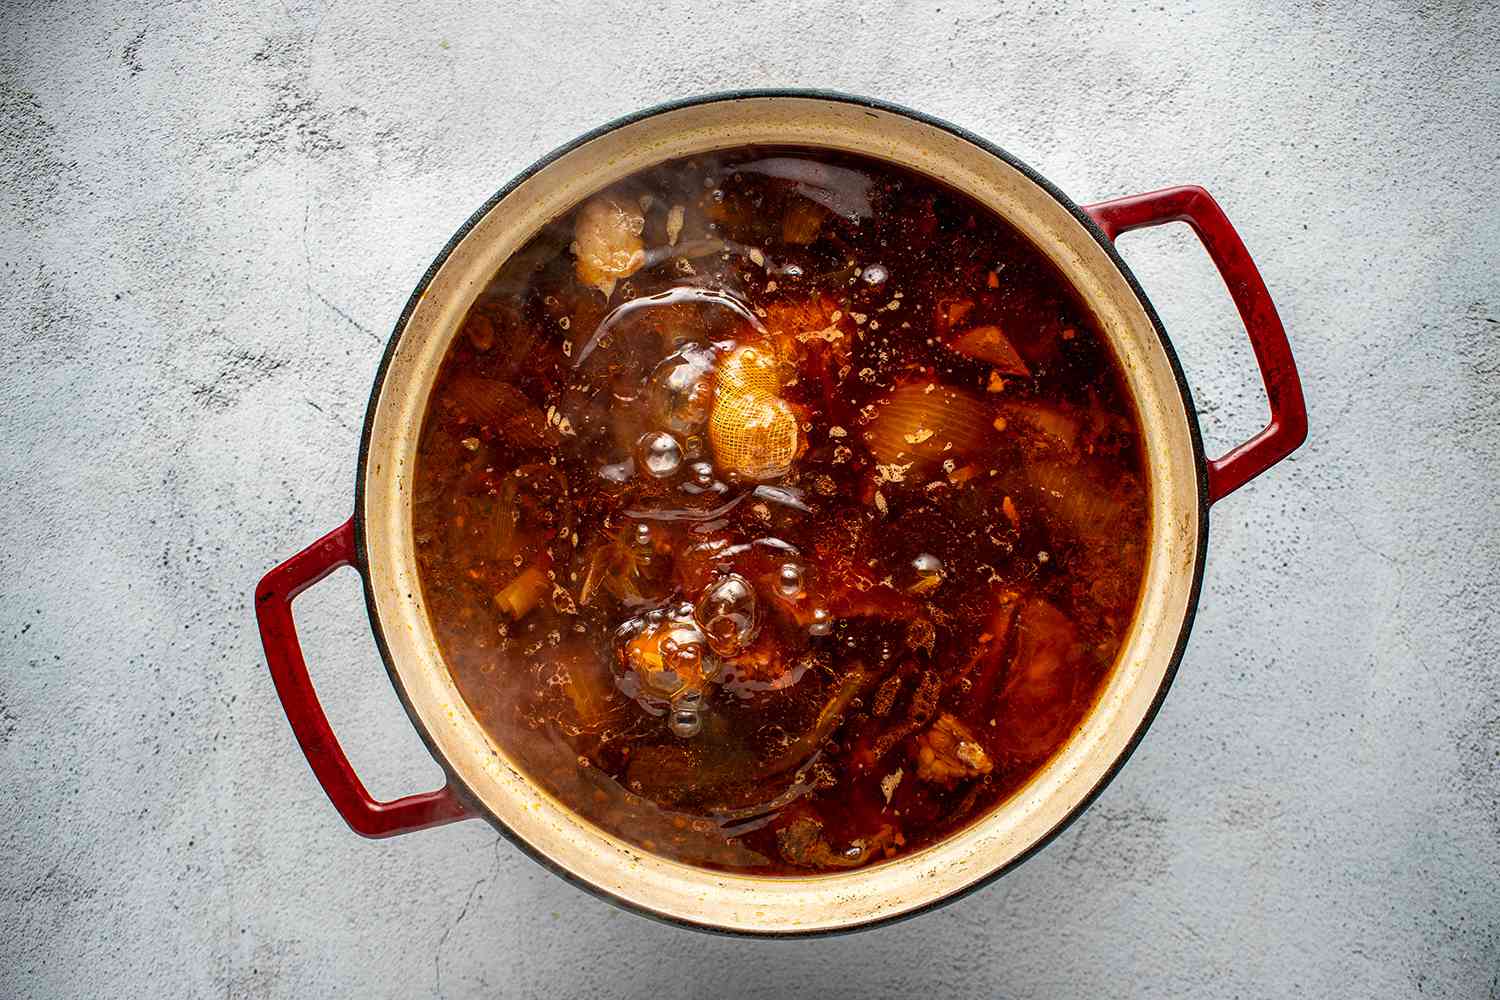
2, 2, 1496, 997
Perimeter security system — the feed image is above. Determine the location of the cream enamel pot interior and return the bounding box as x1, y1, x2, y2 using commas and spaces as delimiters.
256, 91, 1307, 936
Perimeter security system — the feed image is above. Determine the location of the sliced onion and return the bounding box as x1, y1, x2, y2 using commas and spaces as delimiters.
781, 199, 827, 244
997, 398, 1081, 452
862, 382, 993, 475
443, 375, 558, 449
491, 476, 519, 565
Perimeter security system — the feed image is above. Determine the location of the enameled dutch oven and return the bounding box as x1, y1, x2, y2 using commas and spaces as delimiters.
255, 91, 1307, 936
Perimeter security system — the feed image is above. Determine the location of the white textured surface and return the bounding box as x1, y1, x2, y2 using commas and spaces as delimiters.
2, 3, 1497, 997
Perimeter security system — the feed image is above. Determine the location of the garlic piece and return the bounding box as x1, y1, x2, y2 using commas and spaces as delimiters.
573, 193, 646, 297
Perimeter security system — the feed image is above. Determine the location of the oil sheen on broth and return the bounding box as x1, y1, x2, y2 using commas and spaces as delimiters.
412, 148, 1148, 874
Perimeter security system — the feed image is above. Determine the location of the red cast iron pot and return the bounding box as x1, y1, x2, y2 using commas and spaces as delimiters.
255, 91, 1306, 936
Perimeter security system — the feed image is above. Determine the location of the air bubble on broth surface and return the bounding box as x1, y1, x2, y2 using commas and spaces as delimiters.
695, 573, 759, 657
636, 431, 683, 478
688, 461, 716, 489
807, 607, 833, 637
411, 145, 1149, 875
648, 343, 718, 436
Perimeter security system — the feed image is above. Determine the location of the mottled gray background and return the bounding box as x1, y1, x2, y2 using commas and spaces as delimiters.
2, 1, 1496, 997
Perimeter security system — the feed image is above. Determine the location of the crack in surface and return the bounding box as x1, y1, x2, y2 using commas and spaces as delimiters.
309, 287, 381, 343
433, 837, 503, 997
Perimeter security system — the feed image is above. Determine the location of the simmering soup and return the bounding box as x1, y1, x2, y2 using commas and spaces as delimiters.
411, 147, 1148, 874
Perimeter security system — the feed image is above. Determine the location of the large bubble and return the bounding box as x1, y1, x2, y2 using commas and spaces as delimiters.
695, 573, 760, 657
647, 343, 719, 436
636, 431, 684, 478
615, 603, 720, 737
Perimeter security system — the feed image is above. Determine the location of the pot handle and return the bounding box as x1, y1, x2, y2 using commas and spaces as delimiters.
255, 518, 472, 838
1082, 186, 1308, 503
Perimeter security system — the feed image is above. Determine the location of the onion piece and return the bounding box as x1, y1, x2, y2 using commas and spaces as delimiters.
494, 565, 548, 620
781, 199, 827, 244
998, 399, 1082, 452
862, 382, 993, 475
491, 476, 519, 565
443, 376, 558, 449
576, 542, 610, 608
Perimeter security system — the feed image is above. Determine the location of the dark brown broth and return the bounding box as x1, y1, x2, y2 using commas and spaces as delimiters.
411, 147, 1148, 874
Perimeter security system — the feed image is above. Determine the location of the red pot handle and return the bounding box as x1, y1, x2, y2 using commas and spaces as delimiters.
1083, 186, 1308, 503
255, 518, 471, 838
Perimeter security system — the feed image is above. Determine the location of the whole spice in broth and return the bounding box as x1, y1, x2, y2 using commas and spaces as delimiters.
411, 146, 1148, 875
